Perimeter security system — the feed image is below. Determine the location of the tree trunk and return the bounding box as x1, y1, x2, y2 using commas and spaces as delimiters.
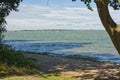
94, 0, 120, 55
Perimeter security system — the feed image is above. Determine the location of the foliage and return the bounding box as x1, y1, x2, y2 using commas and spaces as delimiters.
0, 45, 37, 76
72, 0, 120, 10
0, 45, 33, 67
0, 0, 22, 25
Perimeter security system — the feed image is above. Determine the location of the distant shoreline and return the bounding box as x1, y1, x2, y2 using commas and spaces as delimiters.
7, 29, 105, 32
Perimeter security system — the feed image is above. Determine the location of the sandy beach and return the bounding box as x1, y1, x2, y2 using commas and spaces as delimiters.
23, 53, 120, 80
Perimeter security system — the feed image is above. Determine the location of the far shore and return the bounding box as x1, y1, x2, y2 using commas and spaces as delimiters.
6, 29, 105, 32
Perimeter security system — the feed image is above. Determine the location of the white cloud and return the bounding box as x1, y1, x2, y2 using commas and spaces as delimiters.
6, 4, 120, 30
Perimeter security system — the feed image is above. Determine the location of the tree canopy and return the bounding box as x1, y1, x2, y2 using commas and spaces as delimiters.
72, 0, 120, 10
0, 0, 22, 32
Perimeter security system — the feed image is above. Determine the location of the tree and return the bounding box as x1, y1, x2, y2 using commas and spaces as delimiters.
72, 0, 120, 55
0, 0, 22, 49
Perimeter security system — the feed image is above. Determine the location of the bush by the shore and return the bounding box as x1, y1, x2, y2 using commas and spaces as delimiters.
0, 45, 39, 77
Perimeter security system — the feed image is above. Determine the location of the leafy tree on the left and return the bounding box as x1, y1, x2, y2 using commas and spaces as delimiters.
0, 0, 22, 49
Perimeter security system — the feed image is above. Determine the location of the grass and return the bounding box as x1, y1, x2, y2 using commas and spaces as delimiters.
0, 74, 76, 80
0, 45, 39, 77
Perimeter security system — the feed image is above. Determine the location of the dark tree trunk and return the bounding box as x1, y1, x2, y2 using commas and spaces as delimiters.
95, 0, 120, 55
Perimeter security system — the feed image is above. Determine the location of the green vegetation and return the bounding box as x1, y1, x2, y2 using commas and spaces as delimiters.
0, 45, 39, 77
0, 74, 76, 80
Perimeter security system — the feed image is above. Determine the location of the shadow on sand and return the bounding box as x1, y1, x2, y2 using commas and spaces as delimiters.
24, 52, 120, 80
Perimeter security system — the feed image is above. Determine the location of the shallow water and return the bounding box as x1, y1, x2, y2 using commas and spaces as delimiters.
3, 30, 120, 64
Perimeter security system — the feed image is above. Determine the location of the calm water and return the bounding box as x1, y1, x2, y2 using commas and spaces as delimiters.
3, 30, 120, 64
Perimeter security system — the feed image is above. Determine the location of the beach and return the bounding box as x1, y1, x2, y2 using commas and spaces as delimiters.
23, 53, 120, 80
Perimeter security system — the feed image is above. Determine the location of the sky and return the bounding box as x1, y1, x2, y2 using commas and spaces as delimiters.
6, 0, 120, 30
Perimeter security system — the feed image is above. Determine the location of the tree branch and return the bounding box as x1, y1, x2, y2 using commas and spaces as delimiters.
94, 0, 117, 29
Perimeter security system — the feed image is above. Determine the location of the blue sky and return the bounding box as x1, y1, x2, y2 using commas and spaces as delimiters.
6, 0, 120, 30
23, 0, 92, 7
